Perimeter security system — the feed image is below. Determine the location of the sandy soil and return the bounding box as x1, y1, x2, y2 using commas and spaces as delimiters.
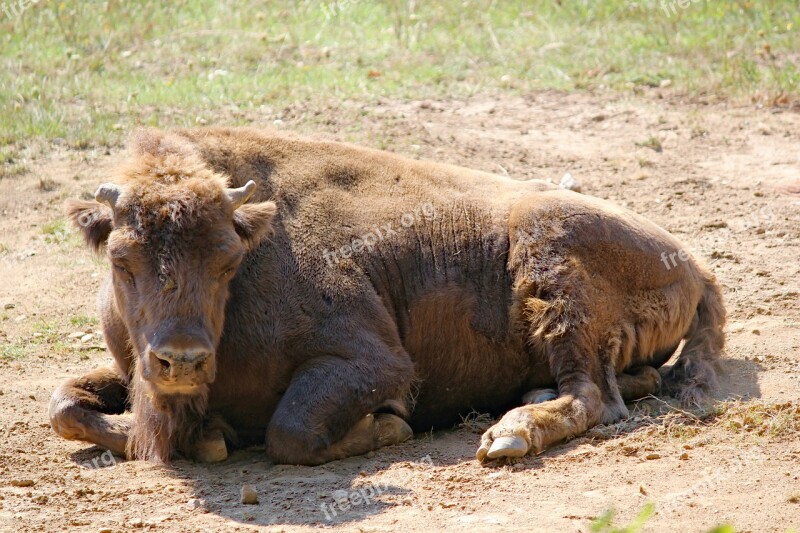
1, 91, 799, 532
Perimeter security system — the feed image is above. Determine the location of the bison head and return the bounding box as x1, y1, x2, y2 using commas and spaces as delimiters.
65, 133, 276, 459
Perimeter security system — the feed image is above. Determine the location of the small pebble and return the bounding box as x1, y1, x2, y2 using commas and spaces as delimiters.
559, 172, 582, 193
186, 498, 203, 510
240, 484, 258, 505
80, 333, 93, 343
645, 453, 661, 460
11, 479, 35, 487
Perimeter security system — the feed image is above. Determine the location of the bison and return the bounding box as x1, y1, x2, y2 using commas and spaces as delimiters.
49, 128, 725, 465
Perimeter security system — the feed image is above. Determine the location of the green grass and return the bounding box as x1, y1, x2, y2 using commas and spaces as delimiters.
69, 314, 98, 328
0, 315, 102, 363
31, 319, 61, 344
0, 343, 27, 360
0, 1, 798, 146
41, 218, 70, 244
0, 145, 28, 178
590, 503, 735, 533
591, 503, 655, 533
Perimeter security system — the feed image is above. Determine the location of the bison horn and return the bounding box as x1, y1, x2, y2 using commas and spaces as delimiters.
95, 183, 122, 210
226, 180, 257, 209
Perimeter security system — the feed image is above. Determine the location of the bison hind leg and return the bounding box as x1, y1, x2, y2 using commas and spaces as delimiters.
663, 356, 720, 408
522, 388, 558, 405
662, 277, 726, 408
522, 365, 662, 409
617, 366, 662, 402
326, 413, 413, 460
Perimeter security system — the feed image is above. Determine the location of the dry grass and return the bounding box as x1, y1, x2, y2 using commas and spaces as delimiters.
458, 410, 494, 434
587, 398, 800, 447
712, 400, 800, 439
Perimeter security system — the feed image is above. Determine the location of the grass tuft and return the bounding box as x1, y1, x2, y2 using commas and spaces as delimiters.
41, 219, 69, 244
0, 343, 27, 360
712, 400, 800, 439
458, 410, 494, 433
587, 398, 800, 445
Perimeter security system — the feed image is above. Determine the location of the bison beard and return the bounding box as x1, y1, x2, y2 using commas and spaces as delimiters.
126, 360, 210, 462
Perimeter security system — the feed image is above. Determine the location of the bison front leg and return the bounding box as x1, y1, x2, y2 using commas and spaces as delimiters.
266, 338, 414, 465
49, 366, 131, 456
477, 328, 629, 462
477, 381, 606, 461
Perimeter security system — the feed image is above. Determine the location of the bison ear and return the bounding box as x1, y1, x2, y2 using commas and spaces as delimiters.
233, 201, 277, 250
65, 199, 113, 253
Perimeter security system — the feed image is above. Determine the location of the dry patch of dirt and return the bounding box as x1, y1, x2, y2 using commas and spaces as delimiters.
1, 91, 799, 532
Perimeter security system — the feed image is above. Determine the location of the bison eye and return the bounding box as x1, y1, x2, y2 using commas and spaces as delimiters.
112, 264, 135, 286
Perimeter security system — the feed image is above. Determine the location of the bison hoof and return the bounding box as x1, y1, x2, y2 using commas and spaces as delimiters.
374, 413, 413, 446
477, 435, 529, 462
522, 388, 558, 405
195, 429, 228, 463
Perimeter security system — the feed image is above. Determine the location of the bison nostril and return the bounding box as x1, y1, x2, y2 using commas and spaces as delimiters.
154, 353, 172, 372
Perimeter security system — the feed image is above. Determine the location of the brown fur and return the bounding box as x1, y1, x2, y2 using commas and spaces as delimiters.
49, 127, 726, 464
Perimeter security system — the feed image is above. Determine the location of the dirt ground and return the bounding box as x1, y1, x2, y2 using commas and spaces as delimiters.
1, 91, 799, 532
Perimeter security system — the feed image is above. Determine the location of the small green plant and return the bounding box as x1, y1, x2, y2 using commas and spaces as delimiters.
590, 503, 736, 533
707, 525, 736, 533
636, 136, 663, 153
0, 343, 27, 360
31, 320, 61, 344
590, 503, 654, 533
41, 219, 69, 244
69, 314, 98, 328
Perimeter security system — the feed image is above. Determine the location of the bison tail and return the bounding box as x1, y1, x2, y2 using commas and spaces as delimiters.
664, 273, 726, 407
